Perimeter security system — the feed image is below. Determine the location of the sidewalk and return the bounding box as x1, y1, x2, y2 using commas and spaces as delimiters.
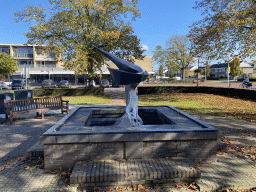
0, 92, 255, 191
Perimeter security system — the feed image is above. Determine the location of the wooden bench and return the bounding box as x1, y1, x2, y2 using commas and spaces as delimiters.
4, 95, 69, 123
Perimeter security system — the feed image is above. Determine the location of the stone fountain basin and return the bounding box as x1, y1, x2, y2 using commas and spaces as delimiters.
40, 106, 218, 170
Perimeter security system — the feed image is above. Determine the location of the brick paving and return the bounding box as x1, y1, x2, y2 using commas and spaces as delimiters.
70, 158, 201, 187
0, 89, 255, 191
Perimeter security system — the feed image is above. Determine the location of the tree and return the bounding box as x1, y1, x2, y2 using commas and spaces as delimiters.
159, 65, 164, 77
14, 0, 144, 86
194, 68, 202, 74
230, 56, 244, 76
201, 61, 211, 78
0, 53, 19, 78
153, 36, 194, 80
189, 0, 256, 60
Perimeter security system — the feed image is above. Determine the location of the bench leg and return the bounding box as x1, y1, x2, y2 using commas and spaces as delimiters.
36, 112, 39, 117
41, 112, 44, 119
10, 112, 13, 123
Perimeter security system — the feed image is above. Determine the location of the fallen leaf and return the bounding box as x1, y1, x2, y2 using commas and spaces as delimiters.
23, 166, 30, 170
105, 187, 113, 191
177, 165, 183, 168
116, 186, 121, 192
190, 167, 196, 171
154, 184, 159, 189
93, 186, 98, 190
175, 184, 182, 189
127, 186, 133, 191
138, 184, 146, 191
187, 182, 198, 190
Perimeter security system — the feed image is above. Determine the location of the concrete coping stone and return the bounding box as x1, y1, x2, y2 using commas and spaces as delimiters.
40, 105, 218, 144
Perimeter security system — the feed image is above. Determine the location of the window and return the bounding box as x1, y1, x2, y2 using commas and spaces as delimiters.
18, 60, 34, 68
0, 47, 10, 55
14, 47, 33, 58
16, 48, 33, 54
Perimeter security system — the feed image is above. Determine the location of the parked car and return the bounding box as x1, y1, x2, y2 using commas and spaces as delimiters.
58, 80, 71, 88
0, 81, 8, 90
112, 81, 121, 87
42, 80, 57, 88
11, 79, 26, 90
107, 78, 113, 86
100, 79, 110, 88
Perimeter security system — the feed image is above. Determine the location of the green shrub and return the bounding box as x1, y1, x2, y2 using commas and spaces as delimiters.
165, 78, 193, 84
180, 79, 194, 84
32, 88, 104, 97
166, 78, 177, 83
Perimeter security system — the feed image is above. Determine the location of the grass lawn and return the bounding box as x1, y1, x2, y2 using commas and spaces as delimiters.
62, 94, 112, 105
138, 93, 256, 123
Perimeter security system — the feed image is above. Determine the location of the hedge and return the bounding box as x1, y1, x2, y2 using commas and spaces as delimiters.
137, 86, 256, 102
32, 87, 104, 97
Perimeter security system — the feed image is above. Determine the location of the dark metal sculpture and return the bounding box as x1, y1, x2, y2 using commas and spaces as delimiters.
91, 45, 149, 86
92, 45, 149, 127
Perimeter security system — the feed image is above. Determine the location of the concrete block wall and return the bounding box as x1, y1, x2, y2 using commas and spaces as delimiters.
44, 139, 217, 170
44, 143, 124, 170
143, 140, 217, 163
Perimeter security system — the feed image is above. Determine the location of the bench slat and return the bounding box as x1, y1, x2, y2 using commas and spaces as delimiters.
4, 95, 69, 123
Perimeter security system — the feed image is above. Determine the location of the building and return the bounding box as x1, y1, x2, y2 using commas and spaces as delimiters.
0, 44, 75, 82
210, 61, 254, 78
0, 44, 61, 69
0, 44, 154, 84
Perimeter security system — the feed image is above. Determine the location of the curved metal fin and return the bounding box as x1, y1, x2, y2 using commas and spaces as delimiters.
91, 45, 143, 74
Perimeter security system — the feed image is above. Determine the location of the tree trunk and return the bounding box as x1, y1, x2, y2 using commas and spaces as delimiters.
182, 68, 185, 80
89, 78, 94, 87
87, 60, 94, 88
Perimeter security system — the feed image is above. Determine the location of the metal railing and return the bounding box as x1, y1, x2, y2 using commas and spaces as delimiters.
13, 53, 33, 58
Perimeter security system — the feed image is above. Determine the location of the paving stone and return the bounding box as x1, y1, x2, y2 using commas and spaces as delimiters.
1, 93, 256, 192
70, 158, 201, 187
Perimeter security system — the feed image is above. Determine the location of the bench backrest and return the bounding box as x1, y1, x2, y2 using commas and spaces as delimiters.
4, 96, 63, 112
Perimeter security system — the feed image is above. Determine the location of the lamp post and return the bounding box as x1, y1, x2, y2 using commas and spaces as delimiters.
197, 57, 200, 87
227, 52, 230, 88
24, 65, 29, 89
205, 64, 207, 81
25, 65, 27, 89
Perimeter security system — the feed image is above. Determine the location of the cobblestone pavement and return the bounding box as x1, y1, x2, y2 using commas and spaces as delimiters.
0, 90, 255, 191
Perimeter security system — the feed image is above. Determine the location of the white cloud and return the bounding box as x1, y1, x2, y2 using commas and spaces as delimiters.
141, 44, 149, 51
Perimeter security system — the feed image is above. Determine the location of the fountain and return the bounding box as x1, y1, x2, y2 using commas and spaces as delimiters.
40, 46, 218, 186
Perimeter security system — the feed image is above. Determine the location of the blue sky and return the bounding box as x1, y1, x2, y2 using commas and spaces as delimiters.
0, 0, 203, 69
